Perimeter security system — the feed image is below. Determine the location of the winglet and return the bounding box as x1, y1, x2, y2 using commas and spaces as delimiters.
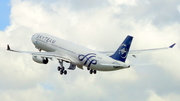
169, 43, 176, 48
7, 45, 11, 50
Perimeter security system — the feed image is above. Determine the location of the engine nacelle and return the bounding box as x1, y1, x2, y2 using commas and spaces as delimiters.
32, 56, 48, 64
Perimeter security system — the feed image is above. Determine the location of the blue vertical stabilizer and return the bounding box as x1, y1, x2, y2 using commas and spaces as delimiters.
110, 35, 133, 62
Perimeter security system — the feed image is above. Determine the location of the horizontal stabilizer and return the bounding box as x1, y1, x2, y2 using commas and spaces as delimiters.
100, 63, 130, 68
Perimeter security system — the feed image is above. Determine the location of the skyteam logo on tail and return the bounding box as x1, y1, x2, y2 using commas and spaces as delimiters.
110, 35, 133, 62
78, 53, 97, 67
119, 44, 128, 58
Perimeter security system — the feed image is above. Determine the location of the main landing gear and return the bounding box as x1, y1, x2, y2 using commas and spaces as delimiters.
57, 60, 97, 75
87, 68, 97, 74
57, 60, 67, 75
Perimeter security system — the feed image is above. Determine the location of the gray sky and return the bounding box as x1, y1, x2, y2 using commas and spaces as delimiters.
1, 0, 180, 101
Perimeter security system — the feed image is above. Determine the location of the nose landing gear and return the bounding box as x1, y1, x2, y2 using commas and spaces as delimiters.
88, 68, 97, 74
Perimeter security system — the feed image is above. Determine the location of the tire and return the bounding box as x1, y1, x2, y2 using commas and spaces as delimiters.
94, 70, 97, 74
64, 70, 67, 75
60, 71, 63, 75
57, 66, 61, 71
90, 69, 93, 74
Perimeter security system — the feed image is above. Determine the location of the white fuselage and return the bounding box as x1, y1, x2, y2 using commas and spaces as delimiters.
31, 33, 129, 71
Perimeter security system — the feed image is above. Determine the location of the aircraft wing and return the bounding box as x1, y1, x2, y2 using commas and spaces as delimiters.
31, 52, 72, 62
129, 43, 176, 54
100, 43, 176, 56
6, 45, 72, 62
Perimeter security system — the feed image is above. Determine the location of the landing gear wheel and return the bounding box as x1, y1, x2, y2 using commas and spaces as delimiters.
60, 69, 64, 73
94, 70, 97, 74
64, 70, 67, 75
89, 69, 97, 74
57, 66, 61, 71
60, 71, 64, 75
90, 69, 93, 74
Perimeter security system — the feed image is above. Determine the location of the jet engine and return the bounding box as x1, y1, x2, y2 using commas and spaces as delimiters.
32, 56, 48, 64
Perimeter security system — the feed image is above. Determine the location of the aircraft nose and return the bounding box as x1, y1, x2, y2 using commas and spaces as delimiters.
31, 34, 37, 44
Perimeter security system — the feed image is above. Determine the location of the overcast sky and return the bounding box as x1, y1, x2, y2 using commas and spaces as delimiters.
1, 0, 180, 101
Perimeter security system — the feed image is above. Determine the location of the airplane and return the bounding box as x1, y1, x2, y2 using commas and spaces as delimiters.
7, 33, 176, 75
